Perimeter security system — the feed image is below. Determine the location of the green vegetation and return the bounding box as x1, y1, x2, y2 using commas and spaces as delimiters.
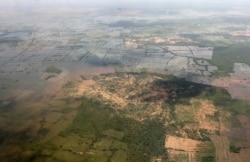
193, 101, 201, 108
206, 111, 219, 122
3, 6, 250, 162
205, 88, 250, 115
198, 85, 249, 128
62, 81, 75, 89
60, 97, 167, 161
45, 75, 56, 80
228, 114, 242, 128
183, 129, 210, 141
45, 65, 62, 74
17, 73, 250, 161
144, 77, 207, 105
202, 156, 215, 162
23, 141, 57, 152
62, 81, 77, 94
211, 45, 250, 76
196, 142, 216, 162
38, 128, 50, 136
0, 130, 6, 144
230, 144, 241, 153
176, 108, 195, 123
172, 154, 188, 162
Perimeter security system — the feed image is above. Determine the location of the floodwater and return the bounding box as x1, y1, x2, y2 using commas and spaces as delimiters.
1, 6, 250, 161
3, 31, 31, 38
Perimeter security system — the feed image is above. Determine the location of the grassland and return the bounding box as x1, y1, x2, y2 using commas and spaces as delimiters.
211, 44, 250, 76
45, 65, 62, 74
2, 6, 250, 162
3, 72, 250, 161
21, 96, 167, 162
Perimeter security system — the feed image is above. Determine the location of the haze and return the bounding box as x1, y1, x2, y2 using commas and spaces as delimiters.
1, 0, 250, 161
1, 0, 250, 8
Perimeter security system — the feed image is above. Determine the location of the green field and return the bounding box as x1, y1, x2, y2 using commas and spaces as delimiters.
15, 73, 250, 161
211, 44, 250, 76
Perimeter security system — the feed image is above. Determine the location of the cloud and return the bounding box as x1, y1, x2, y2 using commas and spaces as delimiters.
0, 0, 250, 8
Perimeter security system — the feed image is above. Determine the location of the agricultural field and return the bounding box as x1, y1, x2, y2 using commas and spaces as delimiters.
1, 72, 250, 161
0, 4, 250, 162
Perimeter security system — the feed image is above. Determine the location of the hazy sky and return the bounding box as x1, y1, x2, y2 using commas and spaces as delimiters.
1, 0, 250, 8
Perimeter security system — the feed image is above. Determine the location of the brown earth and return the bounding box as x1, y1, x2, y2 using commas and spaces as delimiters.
165, 135, 206, 162
1, 71, 250, 161
76, 79, 127, 108
212, 75, 250, 104
194, 99, 219, 131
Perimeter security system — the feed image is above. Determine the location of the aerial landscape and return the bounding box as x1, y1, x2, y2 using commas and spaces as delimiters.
1, 0, 250, 161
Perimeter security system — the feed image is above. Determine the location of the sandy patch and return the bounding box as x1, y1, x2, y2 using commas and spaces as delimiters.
231, 30, 250, 37
165, 135, 205, 162
124, 40, 137, 48
175, 99, 220, 142
76, 80, 127, 108
193, 99, 219, 131
165, 135, 203, 152
154, 37, 166, 43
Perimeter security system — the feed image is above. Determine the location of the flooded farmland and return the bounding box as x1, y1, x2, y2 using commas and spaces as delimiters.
1, 2, 250, 162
